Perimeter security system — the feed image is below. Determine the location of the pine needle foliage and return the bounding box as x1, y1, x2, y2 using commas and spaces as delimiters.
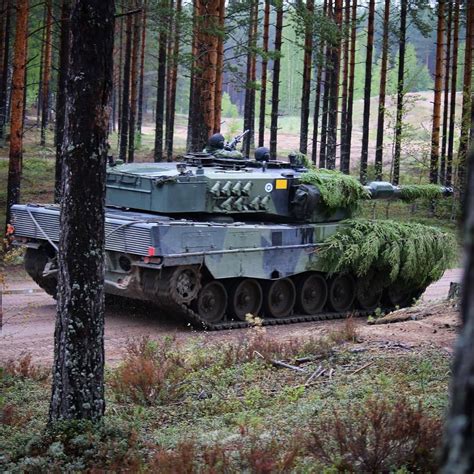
318, 219, 457, 288
398, 184, 445, 202
299, 169, 370, 212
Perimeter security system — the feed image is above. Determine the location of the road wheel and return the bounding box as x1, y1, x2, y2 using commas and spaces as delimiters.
168, 266, 200, 304
24, 247, 57, 297
194, 281, 227, 324
264, 278, 296, 318
295, 273, 327, 314
356, 276, 383, 311
327, 274, 355, 312
227, 279, 263, 321
384, 281, 416, 308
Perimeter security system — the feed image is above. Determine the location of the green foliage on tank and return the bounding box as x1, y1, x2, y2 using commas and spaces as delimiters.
317, 219, 457, 290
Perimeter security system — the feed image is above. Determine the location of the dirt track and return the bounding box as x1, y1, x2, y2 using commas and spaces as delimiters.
0, 268, 462, 366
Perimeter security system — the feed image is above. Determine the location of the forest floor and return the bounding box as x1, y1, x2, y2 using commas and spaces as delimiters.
0, 266, 461, 471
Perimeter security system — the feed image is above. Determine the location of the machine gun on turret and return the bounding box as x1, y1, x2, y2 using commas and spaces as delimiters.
225, 129, 249, 151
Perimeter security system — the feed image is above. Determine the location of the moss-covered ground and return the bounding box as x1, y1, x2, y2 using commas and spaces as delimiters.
1, 327, 450, 472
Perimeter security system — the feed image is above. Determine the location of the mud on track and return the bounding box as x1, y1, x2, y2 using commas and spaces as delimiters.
0, 269, 462, 366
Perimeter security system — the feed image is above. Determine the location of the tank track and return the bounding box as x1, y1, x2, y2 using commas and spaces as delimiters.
154, 277, 378, 330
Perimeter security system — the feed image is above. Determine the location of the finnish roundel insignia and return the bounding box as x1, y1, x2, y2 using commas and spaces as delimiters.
265, 183, 273, 193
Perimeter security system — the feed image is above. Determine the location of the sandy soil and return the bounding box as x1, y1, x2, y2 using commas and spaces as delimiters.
0, 268, 462, 366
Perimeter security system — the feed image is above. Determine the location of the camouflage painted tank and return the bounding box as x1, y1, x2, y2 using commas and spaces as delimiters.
11, 149, 453, 329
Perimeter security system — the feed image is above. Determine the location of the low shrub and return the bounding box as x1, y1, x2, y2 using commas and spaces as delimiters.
3, 353, 50, 382
307, 396, 442, 472
109, 337, 186, 406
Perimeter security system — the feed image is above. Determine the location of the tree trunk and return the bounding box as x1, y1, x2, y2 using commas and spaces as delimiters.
128, 3, 140, 163
441, 90, 474, 473
258, 0, 270, 148
119, 9, 132, 162
213, 0, 225, 134
359, 0, 375, 184
40, 0, 53, 146
49, 0, 114, 424
243, 0, 258, 157
36, 5, 46, 128
319, 48, 330, 169
392, 0, 407, 186
137, 0, 147, 135
439, 0, 452, 186
326, 0, 342, 170
312, 0, 328, 166
429, 0, 445, 185
188, 0, 222, 152
341, 0, 357, 173
0, 0, 10, 144
299, 0, 314, 155
5, 0, 28, 231
374, 0, 390, 181
186, 6, 197, 151
269, 2, 283, 159
456, 1, 473, 201
339, 0, 350, 172
446, 0, 460, 188
165, 0, 181, 161
154, 0, 168, 162
54, 0, 70, 203
117, 15, 124, 136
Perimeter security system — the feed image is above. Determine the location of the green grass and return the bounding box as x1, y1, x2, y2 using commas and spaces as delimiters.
0, 333, 450, 471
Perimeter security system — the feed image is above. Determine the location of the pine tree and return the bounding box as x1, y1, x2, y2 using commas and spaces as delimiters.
49, 0, 114, 423
40, 0, 52, 147
340, 0, 357, 173
446, 0, 460, 187
54, 0, 70, 202
392, 0, 407, 186
359, 0, 375, 184
374, 0, 390, 181
0, 0, 10, 143
119, 7, 132, 162
269, 0, 283, 158
299, 0, 314, 155
429, 0, 445, 185
6, 0, 28, 231
137, 0, 147, 135
258, 0, 270, 148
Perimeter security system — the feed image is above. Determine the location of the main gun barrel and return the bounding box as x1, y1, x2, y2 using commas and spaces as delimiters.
364, 181, 453, 200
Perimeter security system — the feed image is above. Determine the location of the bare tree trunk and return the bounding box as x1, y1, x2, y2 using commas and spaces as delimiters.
374, 0, 390, 181
154, 0, 168, 161
341, 0, 357, 173
0, 0, 11, 144
258, 0, 270, 148
119, 9, 132, 162
36, 5, 46, 128
430, 0, 445, 185
392, 0, 407, 186
312, 0, 328, 166
359, 0, 375, 184
117, 15, 124, 137
213, 0, 225, 134
165, 0, 181, 161
5, 0, 28, 231
299, 0, 314, 155
186, 6, 197, 151
447, 0, 460, 188
456, 1, 473, 201
326, 0, 342, 170
54, 0, 70, 203
269, 2, 283, 159
128, 3, 140, 163
243, 0, 258, 157
49, 0, 114, 424
339, 0, 350, 172
319, 47, 330, 168
40, 0, 52, 146
440, 0, 452, 185
136, 0, 147, 135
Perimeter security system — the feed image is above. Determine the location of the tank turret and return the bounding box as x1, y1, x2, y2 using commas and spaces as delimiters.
105, 152, 451, 223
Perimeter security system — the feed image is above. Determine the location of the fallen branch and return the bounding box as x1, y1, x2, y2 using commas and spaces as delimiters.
253, 350, 308, 373
350, 361, 375, 375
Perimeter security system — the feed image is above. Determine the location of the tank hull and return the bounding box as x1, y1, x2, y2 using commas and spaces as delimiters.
12, 204, 424, 329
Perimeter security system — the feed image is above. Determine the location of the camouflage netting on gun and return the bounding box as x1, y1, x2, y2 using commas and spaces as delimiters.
318, 219, 457, 288
398, 184, 446, 202
299, 169, 370, 213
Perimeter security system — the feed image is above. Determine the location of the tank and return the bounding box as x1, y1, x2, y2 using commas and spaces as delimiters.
10, 150, 453, 329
